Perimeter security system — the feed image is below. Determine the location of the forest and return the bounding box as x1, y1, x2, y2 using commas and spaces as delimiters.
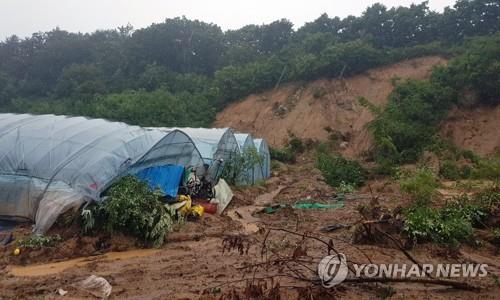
0, 0, 499, 127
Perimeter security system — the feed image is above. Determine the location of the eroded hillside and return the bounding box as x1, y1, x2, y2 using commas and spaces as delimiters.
441, 106, 500, 156
215, 56, 447, 158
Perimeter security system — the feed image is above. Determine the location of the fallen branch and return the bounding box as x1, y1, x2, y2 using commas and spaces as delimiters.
373, 227, 433, 279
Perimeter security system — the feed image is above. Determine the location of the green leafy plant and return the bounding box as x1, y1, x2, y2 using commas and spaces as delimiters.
315, 152, 366, 188
18, 234, 62, 248
399, 168, 439, 203
221, 146, 264, 185
84, 176, 175, 247
338, 181, 356, 193
473, 185, 500, 214
269, 135, 305, 164
270, 147, 296, 163
439, 160, 462, 180
492, 229, 500, 246
364, 80, 456, 165
404, 198, 484, 248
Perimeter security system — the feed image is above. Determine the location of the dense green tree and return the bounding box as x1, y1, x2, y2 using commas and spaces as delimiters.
54, 64, 106, 99
0, 0, 497, 126
432, 34, 500, 105
126, 17, 224, 75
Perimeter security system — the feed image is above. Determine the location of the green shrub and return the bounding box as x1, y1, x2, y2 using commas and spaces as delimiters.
474, 185, 500, 213
432, 35, 500, 106
221, 146, 263, 185
83, 176, 174, 247
439, 160, 461, 180
269, 135, 305, 164
288, 135, 305, 154
366, 80, 456, 165
315, 152, 366, 188
404, 198, 484, 247
18, 234, 62, 248
461, 149, 480, 164
493, 229, 500, 246
399, 168, 439, 203
471, 157, 500, 180
270, 147, 295, 163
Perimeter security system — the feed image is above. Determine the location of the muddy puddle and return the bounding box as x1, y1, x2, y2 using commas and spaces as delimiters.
8, 248, 159, 277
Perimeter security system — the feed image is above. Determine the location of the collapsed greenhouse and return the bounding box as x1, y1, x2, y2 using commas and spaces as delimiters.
0, 114, 271, 233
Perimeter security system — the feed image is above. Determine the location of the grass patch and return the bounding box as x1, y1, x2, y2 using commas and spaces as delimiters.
399, 168, 439, 203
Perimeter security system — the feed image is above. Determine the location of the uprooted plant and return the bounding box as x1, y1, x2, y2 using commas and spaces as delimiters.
80, 175, 175, 247
210, 225, 480, 296
18, 234, 62, 249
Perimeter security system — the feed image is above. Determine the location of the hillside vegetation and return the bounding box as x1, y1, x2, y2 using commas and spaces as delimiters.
0, 0, 499, 127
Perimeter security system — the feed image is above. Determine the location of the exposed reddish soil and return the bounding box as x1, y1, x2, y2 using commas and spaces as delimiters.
2, 58, 500, 299
1, 155, 499, 299
214, 56, 447, 158
441, 106, 500, 156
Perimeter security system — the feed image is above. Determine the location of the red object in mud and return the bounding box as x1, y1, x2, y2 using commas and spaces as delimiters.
199, 203, 217, 214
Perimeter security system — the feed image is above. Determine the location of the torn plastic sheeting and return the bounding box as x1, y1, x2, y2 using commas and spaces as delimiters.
34, 185, 86, 234
0, 175, 86, 234
211, 179, 233, 214
80, 275, 112, 299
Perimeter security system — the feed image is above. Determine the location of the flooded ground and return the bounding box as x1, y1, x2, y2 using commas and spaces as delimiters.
1, 159, 499, 299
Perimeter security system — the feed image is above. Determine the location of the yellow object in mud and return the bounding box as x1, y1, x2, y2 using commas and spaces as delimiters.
178, 195, 192, 215
13, 248, 20, 256
178, 195, 191, 203
190, 205, 205, 217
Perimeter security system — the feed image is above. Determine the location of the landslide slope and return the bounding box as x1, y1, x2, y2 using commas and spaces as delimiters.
214, 56, 446, 158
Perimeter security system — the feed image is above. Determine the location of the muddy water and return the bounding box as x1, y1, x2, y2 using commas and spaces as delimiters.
227, 186, 286, 234
8, 248, 159, 277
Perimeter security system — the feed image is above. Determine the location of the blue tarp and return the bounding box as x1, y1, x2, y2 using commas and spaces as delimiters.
136, 165, 184, 198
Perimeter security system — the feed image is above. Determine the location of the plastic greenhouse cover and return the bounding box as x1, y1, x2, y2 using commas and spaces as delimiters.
234, 133, 253, 152
0, 114, 203, 233
234, 133, 258, 185
254, 139, 271, 179
156, 127, 240, 163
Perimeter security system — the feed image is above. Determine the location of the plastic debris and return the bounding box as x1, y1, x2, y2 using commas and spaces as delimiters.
80, 275, 112, 299
211, 179, 233, 214
190, 205, 205, 217
57, 288, 68, 296
320, 223, 350, 232
0, 233, 14, 246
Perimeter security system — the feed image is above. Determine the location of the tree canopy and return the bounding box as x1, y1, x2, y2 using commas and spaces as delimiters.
0, 0, 498, 127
